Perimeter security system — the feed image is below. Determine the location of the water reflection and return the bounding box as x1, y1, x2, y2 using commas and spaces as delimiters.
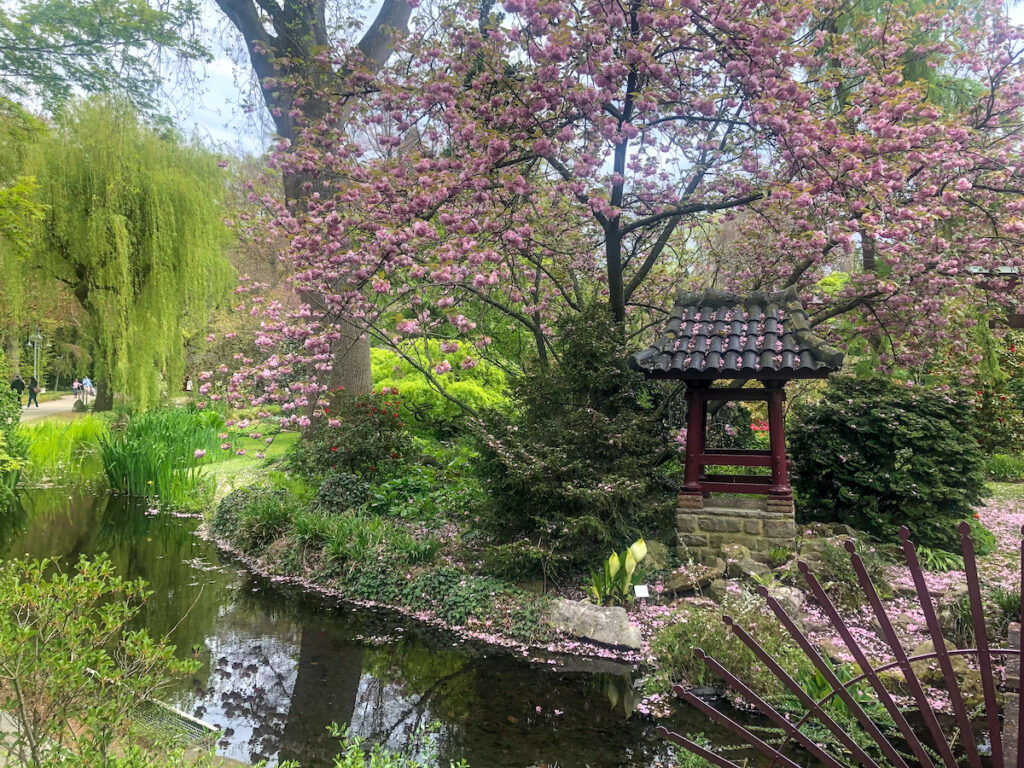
6, 490, 716, 768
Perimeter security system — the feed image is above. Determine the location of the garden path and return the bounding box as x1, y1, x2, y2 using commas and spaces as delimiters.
18, 394, 77, 422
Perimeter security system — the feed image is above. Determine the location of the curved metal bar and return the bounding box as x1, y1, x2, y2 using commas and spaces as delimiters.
960, 520, 1004, 768
694, 648, 849, 768
899, 527, 980, 767
675, 686, 805, 768
655, 726, 747, 768
722, 615, 882, 768
845, 540, 960, 768
797, 560, 935, 768
755, 584, 911, 768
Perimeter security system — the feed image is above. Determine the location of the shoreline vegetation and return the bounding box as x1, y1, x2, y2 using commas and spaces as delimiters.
11, 393, 1024, 765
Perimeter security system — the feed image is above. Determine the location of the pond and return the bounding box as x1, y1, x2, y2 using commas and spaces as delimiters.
2, 489, 730, 768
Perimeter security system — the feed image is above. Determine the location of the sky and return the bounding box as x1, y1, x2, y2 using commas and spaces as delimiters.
162, 3, 270, 157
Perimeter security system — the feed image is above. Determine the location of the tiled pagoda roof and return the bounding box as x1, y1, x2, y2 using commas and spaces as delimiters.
629, 287, 844, 380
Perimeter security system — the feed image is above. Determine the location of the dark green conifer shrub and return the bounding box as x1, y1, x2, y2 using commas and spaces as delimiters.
790, 376, 985, 551
474, 307, 677, 570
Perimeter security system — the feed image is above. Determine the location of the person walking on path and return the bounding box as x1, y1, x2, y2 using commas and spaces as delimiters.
9, 375, 24, 407
26, 376, 40, 408
72, 378, 81, 400
81, 376, 92, 403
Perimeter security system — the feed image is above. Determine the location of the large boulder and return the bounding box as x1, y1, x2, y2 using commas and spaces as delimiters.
721, 544, 769, 580
663, 557, 727, 594
547, 599, 642, 650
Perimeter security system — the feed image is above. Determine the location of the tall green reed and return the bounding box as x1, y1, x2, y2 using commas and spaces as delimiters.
18, 415, 110, 483
99, 408, 221, 509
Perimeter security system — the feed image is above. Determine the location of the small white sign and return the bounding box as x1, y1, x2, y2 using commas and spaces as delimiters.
633, 584, 650, 599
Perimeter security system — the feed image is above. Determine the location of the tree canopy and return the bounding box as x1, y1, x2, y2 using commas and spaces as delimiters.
217, 0, 1024, 417
28, 98, 234, 409
0, 0, 209, 113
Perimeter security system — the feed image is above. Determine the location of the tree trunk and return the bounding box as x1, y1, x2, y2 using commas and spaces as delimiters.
215, 0, 414, 398
94, 380, 113, 411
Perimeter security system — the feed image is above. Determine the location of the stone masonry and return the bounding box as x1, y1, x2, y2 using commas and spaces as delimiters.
676, 492, 796, 562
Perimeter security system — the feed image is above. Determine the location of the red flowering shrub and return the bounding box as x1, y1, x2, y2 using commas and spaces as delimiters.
288, 390, 413, 481
973, 387, 1024, 455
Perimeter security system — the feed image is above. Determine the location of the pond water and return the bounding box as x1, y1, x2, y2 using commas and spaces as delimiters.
2, 489, 737, 768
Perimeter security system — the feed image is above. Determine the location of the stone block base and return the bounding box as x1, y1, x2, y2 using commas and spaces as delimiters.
676, 492, 795, 562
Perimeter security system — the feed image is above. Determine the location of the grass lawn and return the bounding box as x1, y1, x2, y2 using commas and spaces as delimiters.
206, 430, 300, 499
985, 480, 1024, 501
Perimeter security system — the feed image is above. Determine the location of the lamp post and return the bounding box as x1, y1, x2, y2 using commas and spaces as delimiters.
27, 328, 42, 381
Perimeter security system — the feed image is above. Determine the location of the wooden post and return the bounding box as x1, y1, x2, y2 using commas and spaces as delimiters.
683, 384, 706, 494
765, 381, 791, 497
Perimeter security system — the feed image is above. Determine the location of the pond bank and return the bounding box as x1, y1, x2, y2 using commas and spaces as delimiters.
7, 488, 727, 768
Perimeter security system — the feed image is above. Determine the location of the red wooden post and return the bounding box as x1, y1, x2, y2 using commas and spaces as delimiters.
683, 385, 706, 494
765, 382, 791, 497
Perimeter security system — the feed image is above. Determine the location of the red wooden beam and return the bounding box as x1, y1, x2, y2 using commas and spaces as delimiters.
700, 452, 772, 467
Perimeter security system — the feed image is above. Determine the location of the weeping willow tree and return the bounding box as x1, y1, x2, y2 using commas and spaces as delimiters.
30, 98, 233, 410
0, 100, 47, 366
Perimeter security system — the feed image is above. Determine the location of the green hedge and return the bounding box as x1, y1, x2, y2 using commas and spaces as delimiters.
790, 377, 986, 551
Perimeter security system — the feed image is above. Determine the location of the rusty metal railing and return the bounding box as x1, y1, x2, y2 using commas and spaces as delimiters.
657, 522, 1024, 767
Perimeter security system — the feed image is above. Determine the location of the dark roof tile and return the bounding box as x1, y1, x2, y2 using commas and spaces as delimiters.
630, 287, 844, 380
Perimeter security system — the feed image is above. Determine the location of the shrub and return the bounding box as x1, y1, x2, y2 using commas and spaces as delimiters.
797, 534, 893, 609
0, 351, 23, 509
371, 344, 508, 435
974, 388, 1024, 454
474, 306, 677, 570
212, 486, 304, 551
0, 554, 200, 767
288, 391, 413, 481
647, 586, 812, 698
790, 377, 985, 551
314, 471, 371, 513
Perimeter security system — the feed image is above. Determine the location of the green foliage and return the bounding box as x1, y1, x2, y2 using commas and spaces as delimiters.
371, 344, 508, 435
968, 517, 996, 557
974, 388, 1024, 455
30, 97, 233, 410
587, 539, 648, 606
314, 471, 371, 513
212, 486, 304, 551
769, 547, 792, 568
801, 536, 893, 610
475, 306, 676, 569
787, 662, 898, 766
990, 584, 1021, 641
984, 453, 1024, 482
0, 0, 208, 113
790, 376, 986, 551
915, 545, 964, 572
18, 414, 109, 482
647, 587, 812, 698
0, 351, 24, 509
325, 722, 468, 768
99, 408, 218, 508
398, 567, 545, 643
0, 554, 200, 767
361, 456, 484, 521
289, 391, 414, 481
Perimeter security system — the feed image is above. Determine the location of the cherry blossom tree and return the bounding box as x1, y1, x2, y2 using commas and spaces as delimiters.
225, 0, 1024, 417
214, 0, 415, 394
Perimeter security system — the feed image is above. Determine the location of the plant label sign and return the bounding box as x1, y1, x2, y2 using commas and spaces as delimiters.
633, 584, 649, 599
